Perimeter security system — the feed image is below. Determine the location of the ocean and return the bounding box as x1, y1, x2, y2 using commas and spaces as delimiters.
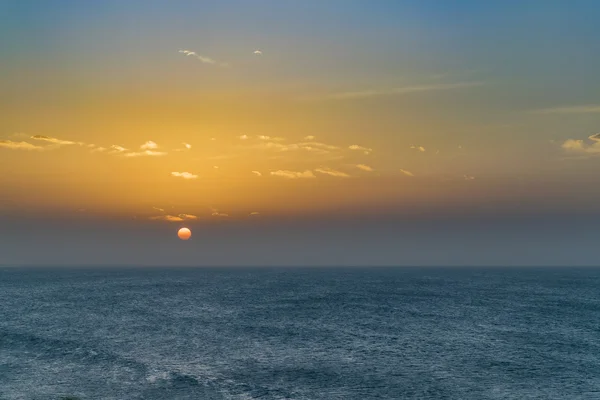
0, 267, 599, 399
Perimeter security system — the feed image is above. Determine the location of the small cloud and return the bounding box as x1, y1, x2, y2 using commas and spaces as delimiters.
140, 141, 158, 150
178, 49, 226, 66
210, 137, 216, 141
257, 135, 284, 141
464, 175, 476, 180
589, 133, 600, 142
400, 169, 415, 177
149, 215, 184, 222
110, 145, 127, 153
91, 147, 107, 153
349, 144, 372, 155
152, 206, 165, 212
183, 142, 192, 149
178, 214, 198, 220
252, 170, 262, 176
253, 50, 263, 55
171, 171, 198, 179
271, 170, 316, 179
315, 167, 350, 178
211, 209, 229, 217
0, 140, 44, 151
304, 135, 315, 140
561, 135, 600, 155
532, 104, 600, 114
123, 150, 166, 157
213, 165, 219, 169
356, 164, 374, 172
249, 211, 260, 216
410, 145, 426, 152
30, 135, 76, 146
239, 135, 249, 140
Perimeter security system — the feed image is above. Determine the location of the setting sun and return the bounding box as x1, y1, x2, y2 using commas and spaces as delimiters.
177, 227, 192, 241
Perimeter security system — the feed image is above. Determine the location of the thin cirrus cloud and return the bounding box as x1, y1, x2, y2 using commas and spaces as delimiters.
410, 145, 426, 152
356, 164, 374, 172
314, 167, 350, 178
171, 172, 198, 179
122, 141, 166, 157
252, 141, 339, 154
561, 134, 600, 155
325, 81, 483, 100
400, 169, 415, 177
178, 49, 229, 67
532, 104, 600, 114
149, 213, 198, 222
30, 135, 77, 146
257, 135, 284, 141
349, 145, 372, 155
211, 208, 229, 217
252, 171, 262, 177
270, 170, 316, 179
0, 140, 44, 151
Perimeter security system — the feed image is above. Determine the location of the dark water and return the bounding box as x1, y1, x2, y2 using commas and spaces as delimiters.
0, 267, 599, 399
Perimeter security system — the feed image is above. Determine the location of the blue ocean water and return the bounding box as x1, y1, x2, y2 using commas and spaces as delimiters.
0, 267, 599, 399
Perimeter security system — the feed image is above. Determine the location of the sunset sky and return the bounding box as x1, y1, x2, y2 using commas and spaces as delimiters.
1, 1, 599, 266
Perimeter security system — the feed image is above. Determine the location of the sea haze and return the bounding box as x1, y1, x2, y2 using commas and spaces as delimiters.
1, 267, 599, 399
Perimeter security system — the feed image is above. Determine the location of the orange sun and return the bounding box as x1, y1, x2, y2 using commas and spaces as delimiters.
177, 227, 191, 240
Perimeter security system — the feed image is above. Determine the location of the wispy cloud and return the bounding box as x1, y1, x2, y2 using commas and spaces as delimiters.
171, 171, 198, 179
152, 206, 165, 212
211, 208, 229, 217
252, 171, 262, 177
253, 141, 338, 154
30, 135, 76, 146
124, 150, 166, 157
271, 170, 316, 179
149, 215, 184, 222
326, 82, 483, 100
349, 145, 372, 155
257, 135, 284, 141
463, 175, 476, 180
0, 140, 44, 151
315, 167, 350, 178
140, 141, 158, 150
356, 164, 374, 172
400, 169, 415, 177
304, 135, 315, 140
109, 145, 127, 154
532, 105, 600, 114
178, 213, 198, 220
178, 49, 228, 66
249, 211, 260, 216
183, 142, 192, 149
410, 145, 426, 152
239, 135, 249, 140
561, 134, 600, 155
253, 50, 263, 55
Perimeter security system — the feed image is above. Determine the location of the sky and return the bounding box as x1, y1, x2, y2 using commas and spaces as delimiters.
1, 0, 599, 266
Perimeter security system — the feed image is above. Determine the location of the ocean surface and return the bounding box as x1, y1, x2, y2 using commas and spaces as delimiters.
0, 267, 599, 400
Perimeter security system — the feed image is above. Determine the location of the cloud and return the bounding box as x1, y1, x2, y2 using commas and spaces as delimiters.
178, 49, 228, 66
140, 141, 158, 150
356, 164, 374, 172
249, 211, 260, 216
91, 147, 107, 153
152, 207, 165, 212
171, 171, 198, 179
410, 145, 426, 152
464, 175, 476, 180
239, 135, 249, 140
183, 142, 192, 149
270, 170, 316, 179
211, 209, 229, 217
349, 144, 372, 155
561, 135, 600, 155
252, 171, 262, 176
253, 50, 263, 55
149, 215, 184, 222
123, 150, 166, 157
314, 167, 350, 178
110, 145, 127, 153
178, 214, 198, 220
532, 105, 600, 114
30, 135, 76, 146
0, 140, 44, 150
400, 169, 415, 177
326, 81, 483, 100
257, 135, 284, 141
253, 141, 338, 154
304, 135, 315, 140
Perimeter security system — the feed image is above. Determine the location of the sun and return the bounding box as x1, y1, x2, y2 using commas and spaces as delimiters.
177, 227, 192, 240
